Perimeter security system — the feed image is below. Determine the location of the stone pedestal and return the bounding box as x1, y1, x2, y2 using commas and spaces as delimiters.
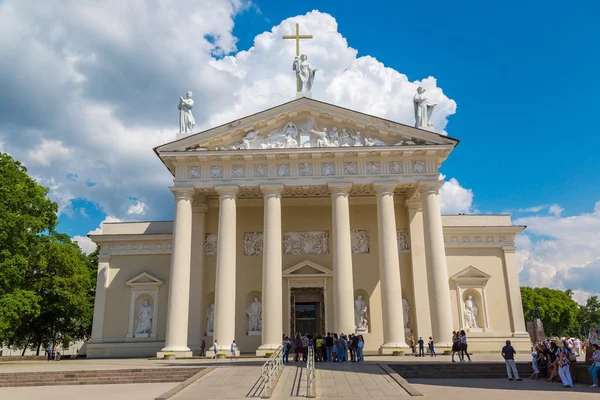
248, 331, 261, 336
526, 318, 545, 343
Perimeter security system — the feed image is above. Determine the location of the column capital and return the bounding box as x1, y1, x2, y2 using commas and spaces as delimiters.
328, 182, 353, 196
405, 199, 422, 211
502, 246, 517, 254
98, 254, 111, 264
418, 181, 444, 195
215, 185, 238, 199
260, 184, 284, 198
373, 182, 397, 195
169, 186, 195, 200
192, 195, 208, 213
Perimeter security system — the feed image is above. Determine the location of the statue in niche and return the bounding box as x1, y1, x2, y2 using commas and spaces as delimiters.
402, 298, 410, 329
354, 296, 369, 331
134, 300, 153, 334
464, 295, 479, 329
206, 303, 215, 334
413, 86, 437, 129
178, 91, 196, 134
246, 297, 262, 332
293, 54, 316, 92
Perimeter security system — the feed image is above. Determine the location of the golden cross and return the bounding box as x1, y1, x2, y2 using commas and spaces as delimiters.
282, 23, 313, 56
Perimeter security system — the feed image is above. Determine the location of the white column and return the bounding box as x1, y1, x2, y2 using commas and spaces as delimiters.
329, 183, 355, 335
213, 186, 238, 353
258, 184, 284, 354
90, 255, 111, 342
420, 182, 453, 347
374, 183, 408, 352
160, 187, 195, 356
405, 199, 433, 338
187, 197, 208, 352
502, 246, 529, 336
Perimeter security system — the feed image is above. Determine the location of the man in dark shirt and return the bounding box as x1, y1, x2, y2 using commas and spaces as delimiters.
502, 340, 522, 381
418, 337, 425, 357
325, 333, 334, 362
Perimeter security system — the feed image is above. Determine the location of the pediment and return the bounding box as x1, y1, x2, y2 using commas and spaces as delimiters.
451, 266, 491, 285
125, 272, 164, 287
283, 260, 333, 277
155, 98, 458, 154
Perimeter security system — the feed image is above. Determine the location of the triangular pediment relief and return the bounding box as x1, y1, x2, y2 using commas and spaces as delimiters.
451, 266, 491, 283
155, 98, 458, 154
125, 272, 164, 287
283, 260, 332, 277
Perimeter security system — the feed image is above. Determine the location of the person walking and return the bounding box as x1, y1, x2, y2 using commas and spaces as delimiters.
460, 330, 471, 362
54, 344, 62, 361
212, 340, 219, 359
451, 331, 462, 362
418, 337, 425, 357
428, 337, 436, 357
46, 344, 53, 361
558, 342, 573, 388
200, 339, 206, 357
588, 343, 600, 388
282, 336, 291, 363
502, 340, 522, 381
231, 340, 238, 360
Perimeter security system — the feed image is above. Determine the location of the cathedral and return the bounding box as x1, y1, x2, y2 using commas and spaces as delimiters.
87, 27, 530, 358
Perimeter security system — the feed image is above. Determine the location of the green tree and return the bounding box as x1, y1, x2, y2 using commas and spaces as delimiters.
579, 295, 600, 333
0, 153, 95, 353
0, 153, 57, 342
521, 286, 581, 337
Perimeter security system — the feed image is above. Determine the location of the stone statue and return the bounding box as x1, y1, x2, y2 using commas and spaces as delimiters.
464, 295, 479, 329
413, 86, 436, 129
206, 303, 215, 333
402, 298, 410, 329
178, 91, 196, 135
354, 296, 369, 330
293, 54, 316, 92
246, 297, 262, 332
134, 300, 153, 334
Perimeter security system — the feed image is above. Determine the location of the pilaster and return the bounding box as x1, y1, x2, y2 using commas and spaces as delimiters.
502, 246, 529, 337
90, 254, 111, 342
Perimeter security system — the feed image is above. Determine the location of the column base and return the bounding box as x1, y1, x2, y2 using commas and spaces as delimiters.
156, 350, 193, 359
512, 331, 531, 338
256, 344, 281, 356
379, 342, 409, 355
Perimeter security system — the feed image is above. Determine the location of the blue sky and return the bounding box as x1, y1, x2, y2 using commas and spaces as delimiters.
0, 1, 598, 301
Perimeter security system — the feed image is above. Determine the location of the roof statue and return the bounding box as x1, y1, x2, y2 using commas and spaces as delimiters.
282, 23, 316, 97
413, 86, 437, 131
178, 91, 195, 138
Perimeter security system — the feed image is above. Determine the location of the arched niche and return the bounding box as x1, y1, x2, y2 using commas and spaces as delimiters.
353, 289, 370, 333
125, 272, 163, 340
450, 266, 491, 332
245, 291, 262, 335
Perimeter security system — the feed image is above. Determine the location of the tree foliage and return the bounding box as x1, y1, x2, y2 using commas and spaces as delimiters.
0, 153, 94, 352
521, 286, 581, 337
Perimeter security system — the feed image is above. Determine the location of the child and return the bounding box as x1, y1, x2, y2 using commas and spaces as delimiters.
530, 351, 539, 379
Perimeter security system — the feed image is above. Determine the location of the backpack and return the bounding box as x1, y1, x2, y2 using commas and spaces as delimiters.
358, 340, 364, 349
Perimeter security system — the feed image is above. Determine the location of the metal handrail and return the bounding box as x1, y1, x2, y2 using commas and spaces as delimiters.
306, 345, 315, 398
261, 345, 284, 393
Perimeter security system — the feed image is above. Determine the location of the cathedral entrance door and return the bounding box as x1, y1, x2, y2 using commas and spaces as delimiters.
290, 287, 325, 336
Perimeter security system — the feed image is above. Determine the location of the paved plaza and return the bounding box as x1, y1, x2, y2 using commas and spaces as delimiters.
0, 355, 598, 399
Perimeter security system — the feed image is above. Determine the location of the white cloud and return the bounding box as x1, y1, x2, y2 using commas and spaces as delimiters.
28, 139, 72, 166
72, 215, 122, 254
548, 204, 564, 217
127, 200, 147, 215
0, 5, 456, 227
439, 175, 474, 214
515, 200, 600, 300
518, 205, 547, 213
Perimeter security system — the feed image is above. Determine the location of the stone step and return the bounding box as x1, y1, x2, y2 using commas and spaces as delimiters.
389, 362, 531, 379
0, 367, 203, 388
